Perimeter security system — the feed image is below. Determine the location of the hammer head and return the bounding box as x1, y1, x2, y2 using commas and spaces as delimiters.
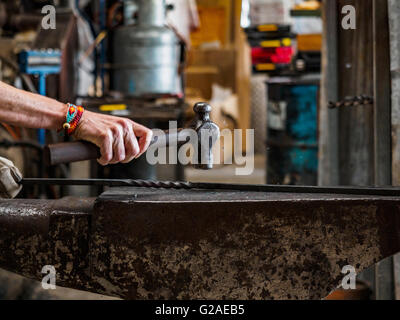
191, 102, 220, 170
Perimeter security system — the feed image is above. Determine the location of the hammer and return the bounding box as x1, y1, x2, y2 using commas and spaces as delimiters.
44, 103, 220, 169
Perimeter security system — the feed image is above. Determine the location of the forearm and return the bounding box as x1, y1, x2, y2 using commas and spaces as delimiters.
0, 81, 67, 130
0, 81, 153, 165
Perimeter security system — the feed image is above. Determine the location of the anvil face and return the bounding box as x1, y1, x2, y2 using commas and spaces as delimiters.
91, 188, 400, 299
0, 188, 399, 300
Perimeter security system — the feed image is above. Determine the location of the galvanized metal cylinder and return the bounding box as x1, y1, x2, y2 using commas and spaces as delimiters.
112, 0, 179, 96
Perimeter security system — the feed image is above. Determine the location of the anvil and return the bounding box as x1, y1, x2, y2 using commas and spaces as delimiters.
0, 186, 399, 300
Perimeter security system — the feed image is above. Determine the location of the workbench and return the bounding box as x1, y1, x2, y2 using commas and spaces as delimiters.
0, 187, 399, 300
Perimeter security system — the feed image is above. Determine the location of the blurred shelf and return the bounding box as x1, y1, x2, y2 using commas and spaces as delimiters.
290, 9, 321, 17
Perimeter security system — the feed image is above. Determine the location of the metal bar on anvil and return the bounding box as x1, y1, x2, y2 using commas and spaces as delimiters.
20, 178, 400, 196
1, 188, 400, 300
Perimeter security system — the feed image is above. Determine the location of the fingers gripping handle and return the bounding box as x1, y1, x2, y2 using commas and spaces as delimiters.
44, 132, 181, 166
45, 102, 217, 166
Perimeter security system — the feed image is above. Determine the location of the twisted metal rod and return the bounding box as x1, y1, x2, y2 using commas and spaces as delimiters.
20, 178, 400, 197
129, 180, 192, 189
21, 178, 193, 189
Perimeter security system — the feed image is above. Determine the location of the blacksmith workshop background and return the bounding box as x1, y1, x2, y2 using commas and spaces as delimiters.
0, 0, 400, 300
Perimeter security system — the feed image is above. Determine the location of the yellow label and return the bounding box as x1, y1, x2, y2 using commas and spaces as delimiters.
260, 38, 292, 48
258, 24, 278, 32
99, 104, 127, 111
260, 40, 281, 48
256, 63, 276, 71
282, 38, 292, 46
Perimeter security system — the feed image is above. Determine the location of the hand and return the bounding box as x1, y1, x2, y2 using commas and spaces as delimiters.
73, 111, 153, 166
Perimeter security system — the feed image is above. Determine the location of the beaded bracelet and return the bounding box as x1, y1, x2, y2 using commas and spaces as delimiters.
62, 103, 84, 136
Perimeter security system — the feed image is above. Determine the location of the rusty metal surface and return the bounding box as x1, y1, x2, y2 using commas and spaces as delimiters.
1, 189, 400, 300
91, 187, 400, 300
0, 198, 95, 292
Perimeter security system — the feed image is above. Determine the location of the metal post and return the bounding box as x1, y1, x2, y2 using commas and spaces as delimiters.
38, 73, 47, 146
373, 0, 394, 300
99, 0, 106, 92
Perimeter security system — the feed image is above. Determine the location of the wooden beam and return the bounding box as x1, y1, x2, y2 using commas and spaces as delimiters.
318, 0, 339, 186
373, 0, 392, 186
337, 0, 374, 186
387, 0, 400, 300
